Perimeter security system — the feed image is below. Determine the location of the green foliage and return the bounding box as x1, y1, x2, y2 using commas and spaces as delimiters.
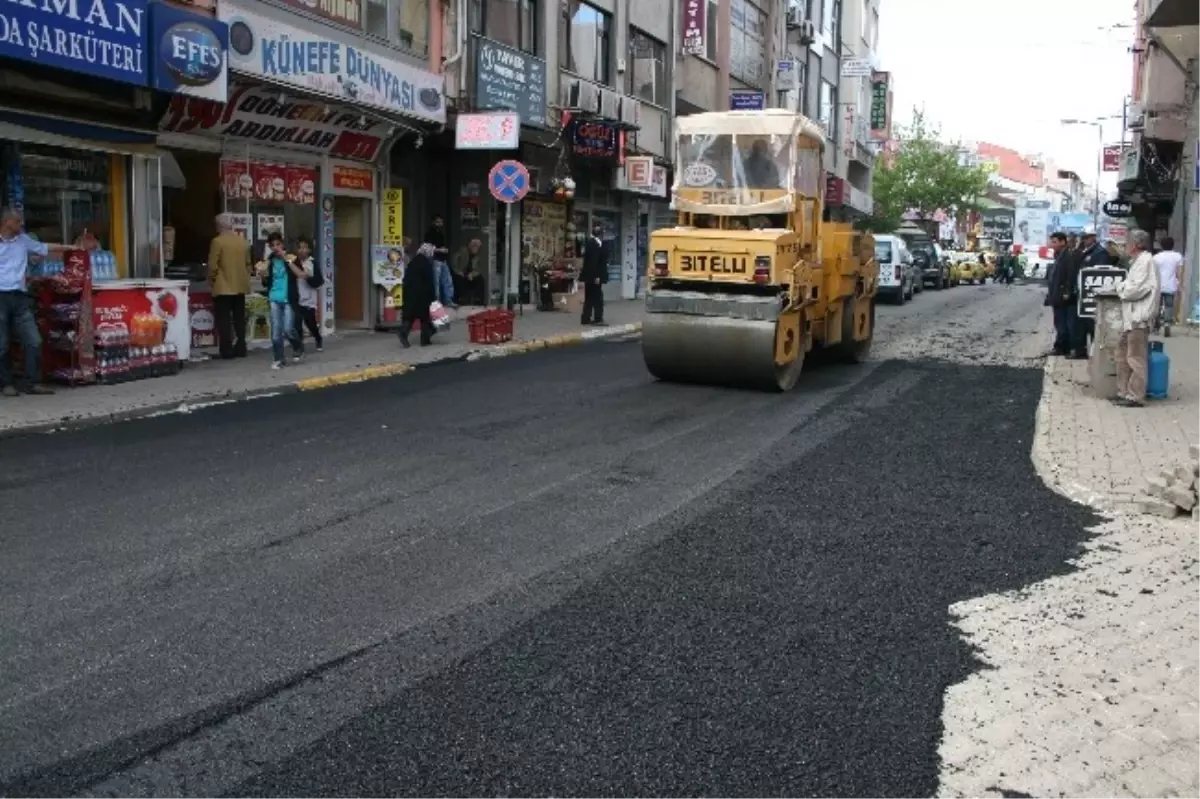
860, 109, 991, 234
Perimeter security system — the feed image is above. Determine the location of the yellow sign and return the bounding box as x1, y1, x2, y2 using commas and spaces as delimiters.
382, 188, 403, 246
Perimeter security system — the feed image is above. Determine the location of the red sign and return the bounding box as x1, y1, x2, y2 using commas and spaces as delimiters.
285, 166, 318, 204
160, 84, 384, 162
93, 283, 190, 357
189, 291, 216, 349
332, 164, 375, 192
825, 174, 845, 205
1102, 144, 1122, 172
681, 0, 706, 54
251, 163, 287, 202
277, 0, 362, 30
221, 160, 252, 200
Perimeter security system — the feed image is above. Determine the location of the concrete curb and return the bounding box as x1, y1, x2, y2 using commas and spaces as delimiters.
0, 323, 643, 440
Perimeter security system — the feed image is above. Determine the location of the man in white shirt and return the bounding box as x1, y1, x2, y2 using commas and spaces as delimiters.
1152, 236, 1183, 332
0, 208, 68, 396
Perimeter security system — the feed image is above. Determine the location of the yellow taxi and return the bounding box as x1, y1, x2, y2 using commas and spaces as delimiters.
957, 254, 986, 285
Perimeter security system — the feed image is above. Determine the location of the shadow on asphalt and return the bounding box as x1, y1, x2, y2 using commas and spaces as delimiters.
213, 358, 1097, 798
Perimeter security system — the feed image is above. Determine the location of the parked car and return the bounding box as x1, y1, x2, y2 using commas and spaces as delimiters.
957, 253, 987, 285
915, 243, 951, 290
875, 235, 916, 304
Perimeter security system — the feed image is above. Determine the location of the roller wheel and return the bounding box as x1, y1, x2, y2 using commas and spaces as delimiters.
837, 296, 874, 363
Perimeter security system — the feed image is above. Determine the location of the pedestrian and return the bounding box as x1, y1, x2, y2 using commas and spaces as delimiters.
1074, 230, 1111, 353
291, 235, 323, 352
580, 223, 608, 326
0, 207, 67, 396
208, 214, 252, 360
452, 238, 486, 305
1111, 229, 1161, 408
1045, 231, 1085, 359
398, 242, 437, 348
256, 232, 305, 369
423, 214, 455, 308
1152, 236, 1183, 333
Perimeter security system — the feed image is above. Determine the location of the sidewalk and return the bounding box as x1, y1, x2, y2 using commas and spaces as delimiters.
938, 330, 1200, 798
1035, 333, 1199, 513
0, 301, 644, 437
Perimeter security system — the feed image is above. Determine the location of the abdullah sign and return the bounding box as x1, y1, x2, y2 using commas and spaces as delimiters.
159, 82, 385, 161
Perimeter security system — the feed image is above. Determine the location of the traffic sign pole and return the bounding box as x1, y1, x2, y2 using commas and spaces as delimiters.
488, 159, 530, 311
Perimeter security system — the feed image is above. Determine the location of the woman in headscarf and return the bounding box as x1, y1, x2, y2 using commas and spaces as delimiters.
398, 242, 437, 347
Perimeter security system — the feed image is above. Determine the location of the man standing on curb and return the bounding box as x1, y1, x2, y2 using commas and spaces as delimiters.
1112, 229, 1161, 408
208, 214, 251, 360
580, 222, 609, 326
1045, 232, 1084, 359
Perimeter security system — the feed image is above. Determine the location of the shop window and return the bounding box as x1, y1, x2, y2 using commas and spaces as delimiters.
395, 0, 429, 54
730, 0, 767, 87
627, 28, 666, 106
820, 0, 834, 39
559, 0, 611, 86
469, 0, 538, 54
1, 143, 121, 274
366, 0, 388, 39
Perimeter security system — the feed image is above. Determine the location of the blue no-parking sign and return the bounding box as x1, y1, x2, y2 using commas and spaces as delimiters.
489, 160, 530, 204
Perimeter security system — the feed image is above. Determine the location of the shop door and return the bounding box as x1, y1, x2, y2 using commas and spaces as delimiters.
592, 209, 622, 301
333, 197, 368, 327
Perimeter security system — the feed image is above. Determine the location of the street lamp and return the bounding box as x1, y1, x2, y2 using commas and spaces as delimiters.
1061, 116, 1123, 229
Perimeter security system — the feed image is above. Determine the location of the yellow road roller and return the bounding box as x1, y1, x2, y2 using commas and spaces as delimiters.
642, 109, 878, 392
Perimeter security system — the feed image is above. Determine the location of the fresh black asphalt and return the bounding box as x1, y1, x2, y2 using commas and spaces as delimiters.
0, 292, 1098, 797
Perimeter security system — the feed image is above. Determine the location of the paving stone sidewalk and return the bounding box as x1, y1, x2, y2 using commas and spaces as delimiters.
1035, 334, 1199, 514
938, 327, 1200, 798
0, 302, 644, 437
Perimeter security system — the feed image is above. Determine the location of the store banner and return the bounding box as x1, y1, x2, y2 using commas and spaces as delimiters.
729, 91, 765, 110
1102, 144, 1122, 172
571, 120, 619, 160
456, 112, 520, 150
681, 0, 706, 55
381, 188, 403, 246
148, 2, 229, 102
160, 83, 385, 161
981, 208, 1015, 244
474, 38, 548, 129
0, 0, 149, 86
775, 60, 797, 92
219, 0, 445, 125
869, 71, 891, 141
320, 195, 336, 332
220, 160, 318, 203
331, 163, 374, 192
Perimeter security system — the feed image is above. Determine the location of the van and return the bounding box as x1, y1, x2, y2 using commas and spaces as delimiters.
875, 235, 915, 305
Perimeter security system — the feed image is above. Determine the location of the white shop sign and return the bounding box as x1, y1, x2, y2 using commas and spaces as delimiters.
219, 0, 446, 125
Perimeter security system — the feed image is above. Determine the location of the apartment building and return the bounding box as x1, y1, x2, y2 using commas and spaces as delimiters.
1122, 0, 1196, 315
826, 0, 879, 221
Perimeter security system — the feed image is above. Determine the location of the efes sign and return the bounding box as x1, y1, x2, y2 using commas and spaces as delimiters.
149, 2, 228, 102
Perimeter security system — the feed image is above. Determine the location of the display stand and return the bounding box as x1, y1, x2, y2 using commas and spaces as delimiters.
30, 249, 95, 386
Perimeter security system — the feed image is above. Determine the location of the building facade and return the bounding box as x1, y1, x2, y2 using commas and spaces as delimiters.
1123, 0, 1197, 319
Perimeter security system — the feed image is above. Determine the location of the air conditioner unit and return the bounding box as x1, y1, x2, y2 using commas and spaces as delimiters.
619, 96, 641, 128
599, 88, 621, 120
563, 79, 600, 113
785, 5, 804, 29
796, 19, 816, 44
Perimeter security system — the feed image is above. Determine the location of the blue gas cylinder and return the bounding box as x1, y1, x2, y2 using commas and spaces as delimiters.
1146, 340, 1169, 399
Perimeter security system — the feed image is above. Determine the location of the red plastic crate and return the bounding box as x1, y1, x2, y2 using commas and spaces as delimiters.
468, 309, 515, 344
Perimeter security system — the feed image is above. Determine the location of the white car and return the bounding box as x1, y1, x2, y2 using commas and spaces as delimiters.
875, 235, 917, 304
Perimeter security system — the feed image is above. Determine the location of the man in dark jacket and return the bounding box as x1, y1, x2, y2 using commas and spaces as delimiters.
580, 223, 609, 325
398, 243, 438, 347
1045, 231, 1085, 358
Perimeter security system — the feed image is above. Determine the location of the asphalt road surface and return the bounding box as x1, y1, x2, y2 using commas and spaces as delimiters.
0, 282, 1097, 797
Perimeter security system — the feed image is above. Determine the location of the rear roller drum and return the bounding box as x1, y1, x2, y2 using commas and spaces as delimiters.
836, 296, 875, 363
642, 312, 805, 392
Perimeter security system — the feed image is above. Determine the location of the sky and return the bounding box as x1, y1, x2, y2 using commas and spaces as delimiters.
875, 0, 1134, 191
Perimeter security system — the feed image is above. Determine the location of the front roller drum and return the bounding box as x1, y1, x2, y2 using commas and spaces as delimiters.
642, 312, 805, 392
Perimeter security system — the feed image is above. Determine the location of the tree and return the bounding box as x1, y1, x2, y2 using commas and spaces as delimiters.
857, 109, 991, 235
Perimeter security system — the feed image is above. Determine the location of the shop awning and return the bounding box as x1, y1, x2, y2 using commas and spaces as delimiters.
230, 71, 437, 139
0, 111, 158, 157
1145, 0, 1198, 28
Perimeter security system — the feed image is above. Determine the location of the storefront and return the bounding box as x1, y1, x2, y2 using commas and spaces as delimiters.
613, 158, 672, 298
565, 117, 631, 302
158, 0, 445, 339
1, 0, 231, 384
